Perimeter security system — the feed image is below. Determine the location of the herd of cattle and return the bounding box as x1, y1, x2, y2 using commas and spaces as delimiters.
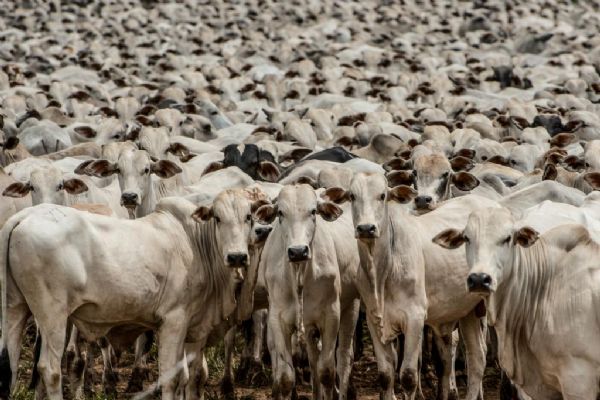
0, 0, 599, 399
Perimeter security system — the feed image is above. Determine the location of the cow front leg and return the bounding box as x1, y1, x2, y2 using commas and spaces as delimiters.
267, 313, 295, 400
459, 311, 487, 400
221, 327, 236, 399
158, 310, 188, 400
337, 299, 359, 400
400, 312, 425, 400
367, 315, 397, 400
433, 329, 458, 400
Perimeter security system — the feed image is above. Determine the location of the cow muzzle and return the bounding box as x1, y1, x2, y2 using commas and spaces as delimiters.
254, 226, 273, 244
120, 192, 139, 208
287, 245, 310, 262
414, 195, 433, 210
355, 224, 379, 239
226, 252, 249, 268
467, 273, 492, 294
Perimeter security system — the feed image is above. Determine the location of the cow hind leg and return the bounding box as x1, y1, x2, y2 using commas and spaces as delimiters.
127, 330, 153, 393
1, 302, 30, 396
37, 318, 67, 400
267, 316, 294, 400
99, 337, 118, 395
459, 312, 487, 400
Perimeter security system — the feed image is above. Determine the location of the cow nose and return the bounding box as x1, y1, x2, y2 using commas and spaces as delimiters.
254, 226, 273, 242
121, 192, 138, 205
467, 273, 492, 293
226, 252, 248, 267
287, 245, 309, 262
356, 224, 377, 238
414, 195, 432, 209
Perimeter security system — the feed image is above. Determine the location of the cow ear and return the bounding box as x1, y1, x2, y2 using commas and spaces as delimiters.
451, 172, 480, 191
549, 132, 576, 148
321, 187, 350, 204
542, 163, 557, 181
257, 161, 280, 182
3, 182, 31, 198
455, 148, 476, 159
513, 226, 539, 247
383, 157, 412, 171
254, 204, 278, 225
297, 107, 309, 118
487, 155, 508, 166
251, 199, 270, 214
278, 147, 312, 164
432, 229, 466, 249
151, 160, 182, 179
202, 161, 225, 176
563, 155, 585, 171
450, 156, 474, 172
63, 179, 89, 195
165, 142, 190, 157
74, 160, 93, 175
317, 201, 343, 222
386, 170, 414, 187
2, 136, 19, 150
191, 206, 213, 222
179, 153, 196, 163
388, 185, 417, 204
86, 160, 119, 178
74, 126, 97, 139
262, 108, 274, 122
296, 175, 319, 189
583, 172, 600, 191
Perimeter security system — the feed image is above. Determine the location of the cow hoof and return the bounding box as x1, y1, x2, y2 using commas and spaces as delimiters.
448, 388, 459, 400
125, 366, 147, 393
400, 368, 418, 393
220, 376, 235, 399
102, 369, 118, 396
250, 366, 270, 387
235, 358, 250, 384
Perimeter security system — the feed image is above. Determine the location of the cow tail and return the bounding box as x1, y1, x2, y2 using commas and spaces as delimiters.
0, 218, 22, 398
29, 329, 41, 390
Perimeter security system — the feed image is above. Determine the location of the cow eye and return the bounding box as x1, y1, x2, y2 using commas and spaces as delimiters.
442, 172, 450, 178
510, 159, 516, 165
215, 216, 221, 223
311, 209, 316, 215
278, 210, 283, 219
246, 214, 252, 222
349, 193, 356, 201
379, 193, 385, 200
481, 155, 488, 161
144, 167, 150, 174
57, 183, 64, 191
501, 236, 511, 245
112, 134, 121, 139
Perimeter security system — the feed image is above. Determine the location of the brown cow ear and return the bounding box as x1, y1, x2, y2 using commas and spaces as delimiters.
455, 148, 476, 159
254, 204, 278, 225
317, 201, 343, 222
386, 170, 414, 187
583, 172, 600, 191
563, 155, 585, 171
165, 142, 190, 157
321, 187, 350, 204
432, 229, 466, 249
387, 185, 417, 204
257, 161, 280, 182
542, 164, 557, 181
451, 172, 480, 191
2, 136, 19, 150
487, 155, 509, 166
513, 226, 539, 247
450, 156, 474, 172
179, 153, 196, 163
74, 160, 93, 175
383, 157, 412, 171
151, 160, 182, 178
86, 160, 119, 178
3, 182, 31, 198
74, 126, 97, 139
63, 179, 89, 195
549, 132, 576, 148
295, 175, 319, 189
278, 147, 312, 164
191, 206, 213, 222
202, 161, 225, 175
251, 199, 270, 214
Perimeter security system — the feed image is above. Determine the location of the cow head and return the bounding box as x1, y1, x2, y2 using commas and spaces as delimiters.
432, 208, 539, 295
84, 149, 181, 216
322, 172, 416, 240
390, 154, 479, 213
192, 189, 270, 268
255, 184, 342, 263
3, 166, 88, 205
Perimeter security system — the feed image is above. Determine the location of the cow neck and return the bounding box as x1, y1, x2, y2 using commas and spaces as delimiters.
489, 239, 556, 386
137, 177, 159, 218
186, 217, 238, 330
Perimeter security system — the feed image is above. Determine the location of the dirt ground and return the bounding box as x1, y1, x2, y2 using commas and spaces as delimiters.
14, 320, 502, 399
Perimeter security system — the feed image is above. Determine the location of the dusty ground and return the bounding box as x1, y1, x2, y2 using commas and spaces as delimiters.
14, 320, 501, 399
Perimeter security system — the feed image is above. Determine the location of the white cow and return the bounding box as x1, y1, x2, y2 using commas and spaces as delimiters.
433, 208, 600, 400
